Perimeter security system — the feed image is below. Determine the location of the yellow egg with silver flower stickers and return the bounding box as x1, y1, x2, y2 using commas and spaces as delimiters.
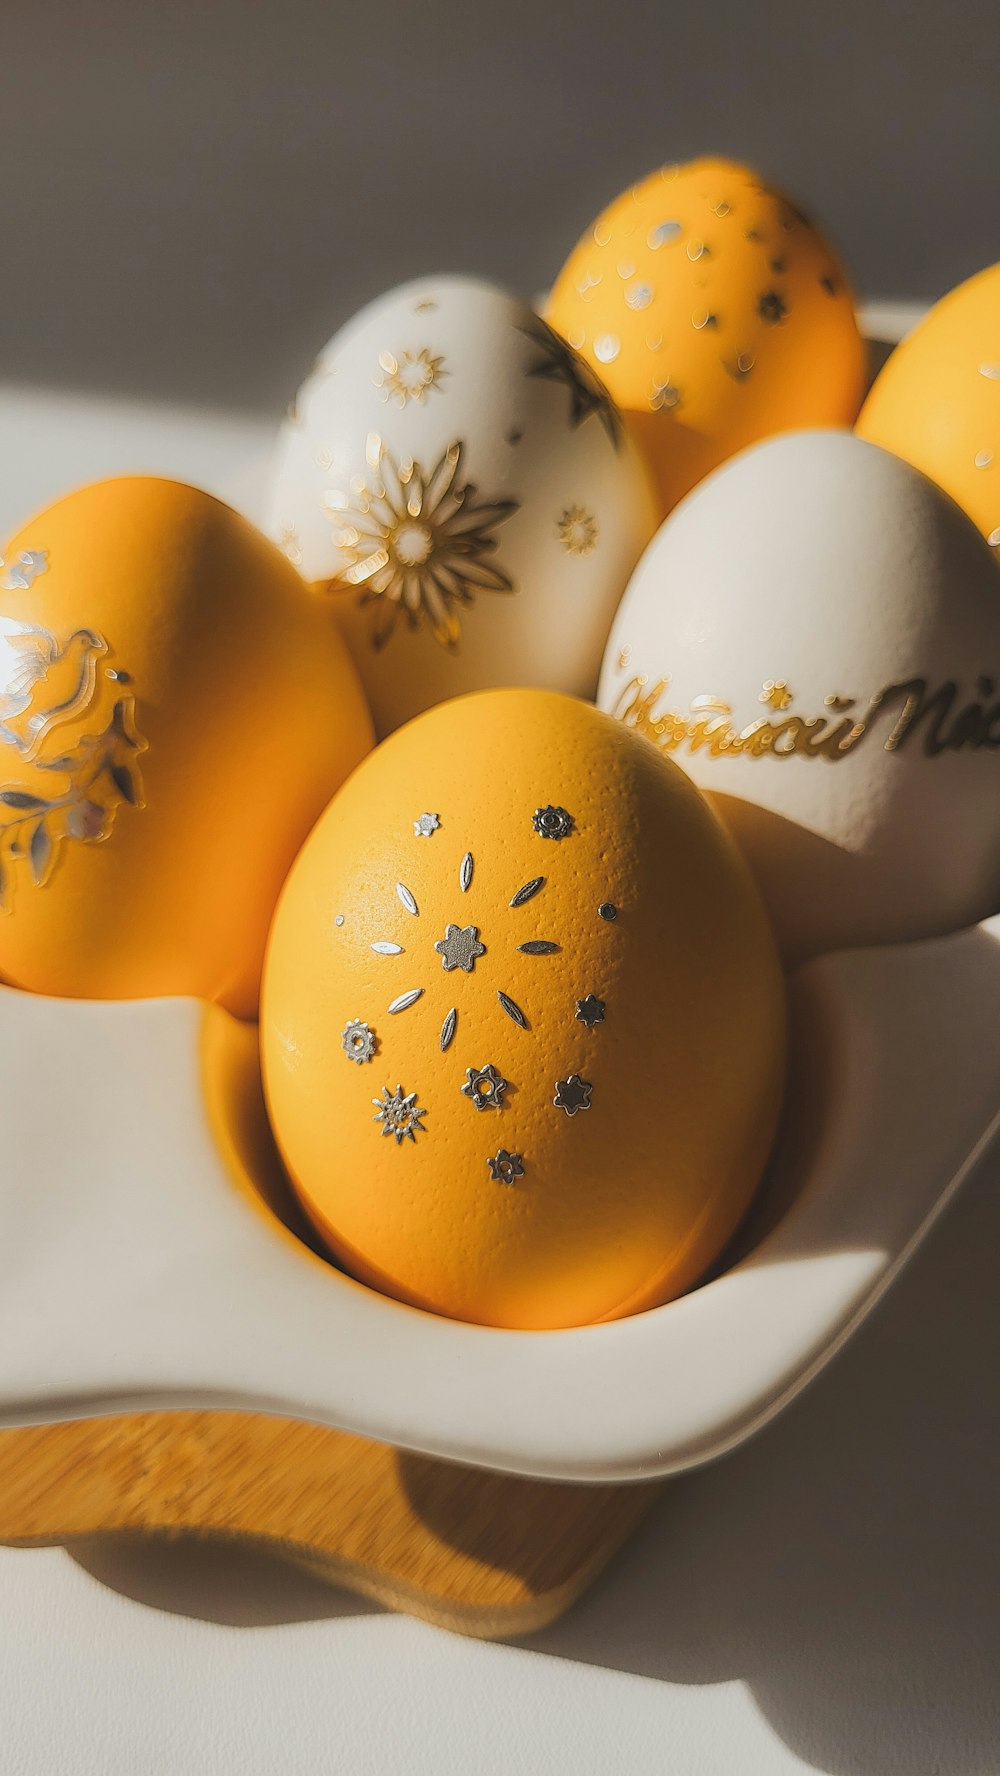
261, 688, 786, 1331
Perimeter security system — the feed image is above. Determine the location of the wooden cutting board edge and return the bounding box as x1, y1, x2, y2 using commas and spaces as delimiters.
0, 1409, 664, 1639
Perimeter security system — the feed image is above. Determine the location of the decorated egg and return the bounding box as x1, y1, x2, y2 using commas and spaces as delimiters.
266, 276, 658, 735
547, 158, 866, 519
858, 263, 1000, 557
0, 477, 373, 1015
261, 688, 785, 1331
599, 429, 1000, 963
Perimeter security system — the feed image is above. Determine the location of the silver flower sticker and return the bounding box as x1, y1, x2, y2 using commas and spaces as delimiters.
342, 1019, 377, 1064
435, 922, 486, 973
487, 1149, 525, 1186
462, 1063, 509, 1110
532, 805, 574, 841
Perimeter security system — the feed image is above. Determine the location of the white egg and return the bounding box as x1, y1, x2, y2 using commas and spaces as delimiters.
268, 275, 658, 734
598, 429, 1000, 962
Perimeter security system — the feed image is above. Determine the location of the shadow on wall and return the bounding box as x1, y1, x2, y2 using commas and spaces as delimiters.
1, 0, 997, 412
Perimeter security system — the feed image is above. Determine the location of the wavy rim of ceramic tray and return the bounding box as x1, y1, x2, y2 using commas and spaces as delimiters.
0, 909, 997, 1483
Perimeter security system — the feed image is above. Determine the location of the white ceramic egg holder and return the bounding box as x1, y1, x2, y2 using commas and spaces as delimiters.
1, 909, 998, 1484
8, 302, 988, 1634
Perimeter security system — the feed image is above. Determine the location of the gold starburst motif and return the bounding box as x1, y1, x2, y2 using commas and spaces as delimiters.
375, 347, 447, 407
325, 434, 517, 651
556, 506, 598, 557
759, 679, 793, 711
519, 317, 623, 448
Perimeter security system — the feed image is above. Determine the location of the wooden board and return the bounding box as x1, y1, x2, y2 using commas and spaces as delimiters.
0, 1412, 662, 1639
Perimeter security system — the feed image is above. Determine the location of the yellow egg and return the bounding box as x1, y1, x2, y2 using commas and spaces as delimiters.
261, 689, 786, 1330
547, 157, 866, 517
0, 477, 373, 1015
858, 263, 1000, 556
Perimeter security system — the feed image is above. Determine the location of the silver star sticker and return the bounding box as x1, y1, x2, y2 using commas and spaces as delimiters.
413, 812, 440, 837
553, 1074, 593, 1116
575, 995, 606, 1028
372, 1082, 426, 1144
434, 922, 486, 973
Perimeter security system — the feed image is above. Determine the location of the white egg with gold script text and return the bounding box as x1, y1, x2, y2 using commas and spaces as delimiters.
599, 429, 1000, 961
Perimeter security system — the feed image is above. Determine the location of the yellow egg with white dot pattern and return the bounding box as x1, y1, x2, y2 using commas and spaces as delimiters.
547, 158, 866, 518
261, 688, 786, 1330
858, 262, 1000, 558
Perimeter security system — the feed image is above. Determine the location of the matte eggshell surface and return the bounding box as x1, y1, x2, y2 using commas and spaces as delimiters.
261, 689, 786, 1331
858, 262, 1000, 557
0, 477, 373, 1016
547, 158, 866, 520
267, 277, 658, 735
599, 430, 1000, 963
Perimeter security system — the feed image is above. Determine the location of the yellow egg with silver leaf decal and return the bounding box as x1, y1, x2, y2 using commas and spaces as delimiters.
0, 476, 373, 1015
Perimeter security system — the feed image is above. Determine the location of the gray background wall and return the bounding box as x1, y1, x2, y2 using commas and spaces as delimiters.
3, 0, 998, 414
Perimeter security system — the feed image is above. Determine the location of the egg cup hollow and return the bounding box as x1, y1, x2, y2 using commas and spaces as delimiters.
0, 914, 997, 1484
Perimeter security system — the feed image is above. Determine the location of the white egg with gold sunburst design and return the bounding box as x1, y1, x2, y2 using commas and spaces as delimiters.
267, 276, 659, 735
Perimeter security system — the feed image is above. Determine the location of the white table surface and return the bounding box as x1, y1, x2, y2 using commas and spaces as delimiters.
2, 353, 999, 1776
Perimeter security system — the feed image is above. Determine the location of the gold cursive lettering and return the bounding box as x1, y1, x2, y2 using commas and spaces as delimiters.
612, 671, 1000, 764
